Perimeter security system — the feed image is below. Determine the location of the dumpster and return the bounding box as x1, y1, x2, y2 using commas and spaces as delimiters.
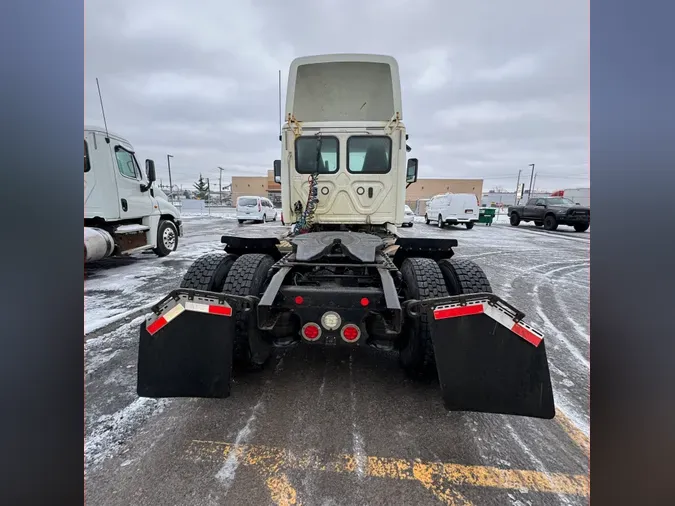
479, 207, 496, 226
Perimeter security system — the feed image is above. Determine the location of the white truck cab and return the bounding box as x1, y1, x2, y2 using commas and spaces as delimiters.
273, 54, 418, 233
425, 193, 480, 229
84, 125, 183, 262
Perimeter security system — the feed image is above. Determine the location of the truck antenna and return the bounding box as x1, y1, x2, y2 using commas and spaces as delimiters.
278, 69, 282, 141
96, 77, 111, 144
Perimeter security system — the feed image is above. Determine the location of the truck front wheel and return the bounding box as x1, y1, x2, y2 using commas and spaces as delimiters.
509, 213, 521, 226
154, 220, 178, 257
544, 214, 558, 231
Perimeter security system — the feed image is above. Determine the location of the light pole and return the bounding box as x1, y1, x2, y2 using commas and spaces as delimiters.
527, 163, 535, 198
218, 166, 225, 206
167, 154, 174, 202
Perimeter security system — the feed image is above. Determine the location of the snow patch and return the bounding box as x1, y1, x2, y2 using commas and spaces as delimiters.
215, 397, 265, 490
349, 354, 366, 479
85, 300, 157, 334
85, 397, 169, 469
504, 421, 572, 505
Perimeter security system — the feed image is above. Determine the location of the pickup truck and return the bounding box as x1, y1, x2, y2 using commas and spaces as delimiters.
508, 197, 590, 232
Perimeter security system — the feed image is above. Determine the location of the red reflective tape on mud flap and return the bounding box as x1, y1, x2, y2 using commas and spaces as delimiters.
208, 304, 232, 316
146, 315, 167, 335
433, 303, 484, 319
433, 299, 544, 347
146, 300, 232, 335
511, 322, 543, 347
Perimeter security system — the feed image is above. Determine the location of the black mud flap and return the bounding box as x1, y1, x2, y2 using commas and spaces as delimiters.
137, 289, 255, 399
417, 293, 555, 419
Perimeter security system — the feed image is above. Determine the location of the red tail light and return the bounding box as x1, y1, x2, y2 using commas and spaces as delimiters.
341, 324, 361, 343
301, 322, 321, 341
294, 296, 304, 305
360, 297, 369, 307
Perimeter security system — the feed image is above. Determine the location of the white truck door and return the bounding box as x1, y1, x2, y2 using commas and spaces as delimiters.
112, 144, 155, 219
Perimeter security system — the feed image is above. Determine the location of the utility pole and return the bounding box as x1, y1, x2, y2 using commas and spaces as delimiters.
218, 166, 225, 206
515, 169, 522, 205
167, 154, 174, 202
527, 163, 535, 198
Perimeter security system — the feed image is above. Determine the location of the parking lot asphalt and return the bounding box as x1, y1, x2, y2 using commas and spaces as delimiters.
85, 211, 590, 505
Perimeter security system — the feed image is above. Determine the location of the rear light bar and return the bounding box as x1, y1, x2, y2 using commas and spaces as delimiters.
433, 299, 544, 347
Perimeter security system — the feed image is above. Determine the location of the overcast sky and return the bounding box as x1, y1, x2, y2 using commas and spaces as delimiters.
85, 0, 589, 192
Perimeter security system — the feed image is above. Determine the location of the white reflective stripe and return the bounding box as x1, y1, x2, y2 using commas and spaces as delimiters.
163, 303, 185, 322
482, 303, 517, 331
184, 301, 211, 313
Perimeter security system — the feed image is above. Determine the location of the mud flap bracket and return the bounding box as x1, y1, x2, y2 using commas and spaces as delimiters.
418, 293, 556, 419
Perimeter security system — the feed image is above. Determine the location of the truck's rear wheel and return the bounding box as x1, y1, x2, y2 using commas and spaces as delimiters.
425, 214, 430, 225
179, 253, 237, 291
398, 257, 449, 376
465, 222, 474, 230
154, 220, 178, 257
222, 253, 275, 368
437, 215, 444, 228
438, 258, 492, 295
509, 213, 521, 226
574, 223, 589, 232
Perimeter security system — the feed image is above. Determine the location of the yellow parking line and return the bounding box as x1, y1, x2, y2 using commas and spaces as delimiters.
266, 473, 302, 506
555, 408, 590, 458
186, 440, 590, 501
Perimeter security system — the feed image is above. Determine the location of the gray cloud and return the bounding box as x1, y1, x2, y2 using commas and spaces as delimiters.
85, 0, 589, 191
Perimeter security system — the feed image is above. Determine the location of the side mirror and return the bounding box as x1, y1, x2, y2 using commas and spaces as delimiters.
273, 159, 281, 184
145, 159, 157, 182
406, 158, 418, 183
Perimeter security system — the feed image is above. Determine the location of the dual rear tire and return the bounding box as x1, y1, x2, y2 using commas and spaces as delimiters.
180, 252, 275, 369
398, 257, 492, 376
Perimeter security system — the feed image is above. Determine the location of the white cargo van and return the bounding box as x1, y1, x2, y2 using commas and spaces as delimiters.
236, 196, 278, 224
425, 193, 479, 229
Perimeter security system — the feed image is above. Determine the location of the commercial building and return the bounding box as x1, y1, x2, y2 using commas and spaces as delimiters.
231, 170, 281, 205
231, 173, 483, 212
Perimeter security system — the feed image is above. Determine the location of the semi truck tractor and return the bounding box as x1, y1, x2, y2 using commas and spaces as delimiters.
84, 126, 183, 263
136, 54, 555, 419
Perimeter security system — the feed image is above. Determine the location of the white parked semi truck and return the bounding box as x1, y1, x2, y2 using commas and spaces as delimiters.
84, 126, 183, 263
136, 55, 555, 420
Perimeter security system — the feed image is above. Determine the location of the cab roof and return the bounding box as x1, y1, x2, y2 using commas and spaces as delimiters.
285, 54, 402, 123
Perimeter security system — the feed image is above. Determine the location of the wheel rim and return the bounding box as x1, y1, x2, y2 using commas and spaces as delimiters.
162, 227, 176, 250
438, 216, 442, 227
262, 215, 266, 223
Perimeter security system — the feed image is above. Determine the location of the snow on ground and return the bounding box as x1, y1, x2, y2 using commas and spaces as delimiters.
85, 212, 590, 496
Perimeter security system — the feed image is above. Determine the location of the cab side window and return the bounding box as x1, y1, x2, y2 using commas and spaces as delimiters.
115, 146, 140, 179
